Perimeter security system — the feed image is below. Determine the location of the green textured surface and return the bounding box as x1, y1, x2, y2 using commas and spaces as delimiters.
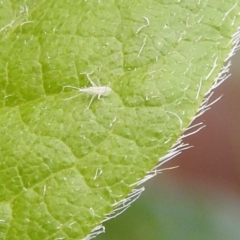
0, 0, 239, 239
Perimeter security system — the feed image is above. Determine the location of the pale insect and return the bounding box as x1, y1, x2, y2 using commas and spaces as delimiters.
63, 71, 111, 109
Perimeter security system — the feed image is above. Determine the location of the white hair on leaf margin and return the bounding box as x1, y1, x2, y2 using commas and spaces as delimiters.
84, 26, 240, 240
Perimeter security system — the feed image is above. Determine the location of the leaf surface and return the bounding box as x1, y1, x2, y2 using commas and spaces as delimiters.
0, 0, 239, 239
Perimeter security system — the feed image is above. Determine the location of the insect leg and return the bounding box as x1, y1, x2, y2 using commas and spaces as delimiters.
87, 74, 97, 87
86, 94, 97, 109
97, 93, 106, 104
81, 71, 97, 87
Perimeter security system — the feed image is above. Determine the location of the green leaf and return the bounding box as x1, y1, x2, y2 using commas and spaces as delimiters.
0, 1, 239, 239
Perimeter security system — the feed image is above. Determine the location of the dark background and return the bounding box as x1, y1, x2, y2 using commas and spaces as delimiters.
97, 49, 240, 239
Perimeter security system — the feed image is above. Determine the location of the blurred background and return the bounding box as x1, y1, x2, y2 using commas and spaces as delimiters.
97, 48, 240, 239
